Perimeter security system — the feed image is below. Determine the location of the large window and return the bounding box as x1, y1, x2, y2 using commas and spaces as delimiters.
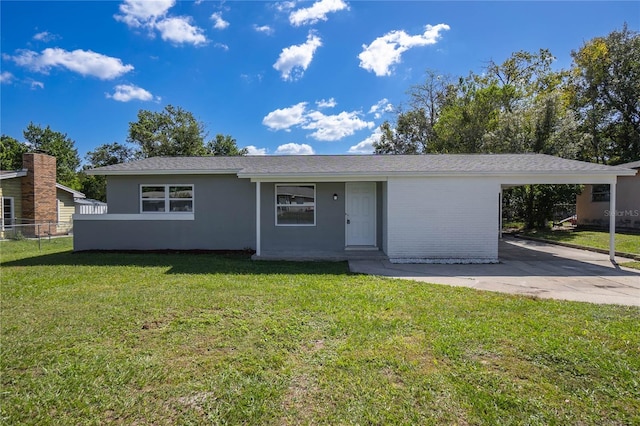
591, 184, 610, 202
276, 184, 315, 226
1, 197, 14, 229
141, 185, 194, 213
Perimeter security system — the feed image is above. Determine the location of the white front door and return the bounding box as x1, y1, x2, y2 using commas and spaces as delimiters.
346, 182, 376, 247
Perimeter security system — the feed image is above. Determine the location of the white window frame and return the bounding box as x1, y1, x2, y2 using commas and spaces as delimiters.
1, 197, 15, 230
140, 184, 194, 213
275, 184, 316, 227
591, 184, 610, 203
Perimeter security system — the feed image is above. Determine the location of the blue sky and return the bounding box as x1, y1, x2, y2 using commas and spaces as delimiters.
1, 1, 637, 162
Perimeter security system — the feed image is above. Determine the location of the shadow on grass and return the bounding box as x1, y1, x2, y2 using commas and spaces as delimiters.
0, 250, 351, 276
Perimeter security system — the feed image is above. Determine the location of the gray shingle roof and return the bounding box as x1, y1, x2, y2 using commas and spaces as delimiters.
618, 160, 640, 169
88, 154, 635, 177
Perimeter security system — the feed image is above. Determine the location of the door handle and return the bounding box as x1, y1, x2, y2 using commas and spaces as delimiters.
347, 219, 350, 224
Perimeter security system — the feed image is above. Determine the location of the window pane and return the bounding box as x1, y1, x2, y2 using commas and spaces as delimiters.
276, 185, 314, 205
169, 200, 193, 212
169, 186, 193, 199
142, 186, 165, 199
277, 206, 314, 225
142, 200, 166, 212
592, 184, 610, 202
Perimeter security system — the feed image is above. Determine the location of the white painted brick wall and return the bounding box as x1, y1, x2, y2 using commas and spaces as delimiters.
386, 177, 500, 261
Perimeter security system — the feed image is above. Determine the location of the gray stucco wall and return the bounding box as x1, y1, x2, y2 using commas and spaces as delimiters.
74, 174, 255, 251
260, 182, 347, 252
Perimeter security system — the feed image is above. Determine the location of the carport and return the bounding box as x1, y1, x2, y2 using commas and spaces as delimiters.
497, 166, 636, 261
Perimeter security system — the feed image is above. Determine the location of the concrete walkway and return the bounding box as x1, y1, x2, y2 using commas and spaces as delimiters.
349, 238, 640, 307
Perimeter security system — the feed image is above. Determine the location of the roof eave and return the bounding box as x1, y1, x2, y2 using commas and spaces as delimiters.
0, 170, 28, 180
240, 169, 638, 180
88, 168, 243, 176
56, 183, 86, 198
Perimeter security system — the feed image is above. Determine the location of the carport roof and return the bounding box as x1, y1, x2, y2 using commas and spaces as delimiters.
89, 153, 636, 178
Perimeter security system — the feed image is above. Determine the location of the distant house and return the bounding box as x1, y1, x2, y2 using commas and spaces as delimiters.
576, 160, 640, 231
0, 153, 104, 238
74, 154, 634, 262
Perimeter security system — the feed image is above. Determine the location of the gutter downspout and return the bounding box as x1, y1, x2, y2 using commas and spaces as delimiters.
256, 181, 261, 257
609, 180, 616, 262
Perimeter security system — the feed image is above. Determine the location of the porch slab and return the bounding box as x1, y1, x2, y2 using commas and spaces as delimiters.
253, 249, 388, 262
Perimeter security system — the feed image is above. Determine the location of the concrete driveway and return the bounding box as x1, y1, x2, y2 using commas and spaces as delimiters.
349, 238, 640, 306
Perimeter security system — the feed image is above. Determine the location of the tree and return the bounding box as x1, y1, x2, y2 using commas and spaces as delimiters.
0, 135, 28, 170
206, 134, 248, 156
374, 71, 450, 154
85, 142, 135, 167
79, 142, 135, 201
571, 25, 640, 164
373, 110, 429, 154
23, 123, 80, 189
128, 105, 208, 158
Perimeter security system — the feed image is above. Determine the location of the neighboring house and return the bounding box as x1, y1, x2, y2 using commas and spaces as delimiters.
0, 153, 88, 238
74, 198, 108, 215
74, 154, 635, 262
576, 160, 640, 230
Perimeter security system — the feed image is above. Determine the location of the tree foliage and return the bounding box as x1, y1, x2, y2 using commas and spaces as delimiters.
206, 134, 248, 156
79, 142, 136, 201
23, 123, 81, 189
570, 24, 640, 164
128, 105, 208, 158
0, 135, 28, 170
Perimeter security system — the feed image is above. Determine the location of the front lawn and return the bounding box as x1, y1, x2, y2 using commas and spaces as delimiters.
521, 229, 640, 255
1, 238, 639, 424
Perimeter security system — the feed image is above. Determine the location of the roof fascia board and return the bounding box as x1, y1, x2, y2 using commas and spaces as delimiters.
250, 175, 386, 183
56, 183, 86, 198
242, 169, 636, 181
0, 170, 28, 180
499, 174, 621, 185
88, 169, 242, 176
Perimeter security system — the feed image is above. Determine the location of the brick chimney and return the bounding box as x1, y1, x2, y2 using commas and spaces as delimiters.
21, 153, 57, 236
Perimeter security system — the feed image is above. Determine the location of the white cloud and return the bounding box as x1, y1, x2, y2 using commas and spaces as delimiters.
253, 24, 274, 35
211, 12, 229, 30
114, 0, 175, 28
302, 110, 374, 141
262, 102, 308, 131
275, 1, 297, 13
316, 98, 336, 108
348, 128, 381, 154
5, 48, 133, 80
275, 143, 315, 155
273, 32, 322, 81
0, 71, 14, 84
368, 98, 393, 119
107, 84, 157, 102
358, 23, 450, 76
289, 0, 348, 26
115, 0, 207, 46
215, 43, 229, 51
155, 17, 207, 46
246, 145, 268, 155
33, 31, 58, 42
30, 80, 45, 90
263, 101, 374, 141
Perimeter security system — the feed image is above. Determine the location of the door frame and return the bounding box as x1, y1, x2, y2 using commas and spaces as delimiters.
345, 182, 377, 248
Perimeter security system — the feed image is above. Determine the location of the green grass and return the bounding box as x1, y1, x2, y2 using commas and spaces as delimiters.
521, 229, 640, 255
621, 261, 640, 270
1, 238, 639, 425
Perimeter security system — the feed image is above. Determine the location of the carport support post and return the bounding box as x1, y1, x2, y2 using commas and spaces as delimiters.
256, 180, 261, 257
609, 180, 616, 262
